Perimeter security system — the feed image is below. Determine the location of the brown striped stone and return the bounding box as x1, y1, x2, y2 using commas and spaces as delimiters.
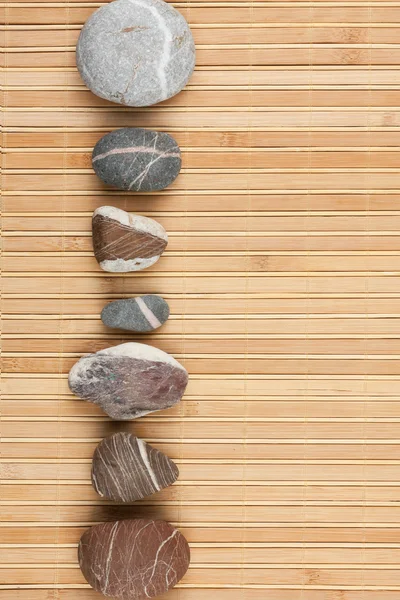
91, 432, 179, 502
92, 206, 168, 272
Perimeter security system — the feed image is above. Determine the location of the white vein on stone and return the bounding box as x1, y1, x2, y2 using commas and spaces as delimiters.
102, 521, 119, 594
128, 150, 176, 191
127, 0, 171, 98
92, 145, 180, 163
135, 296, 162, 329
136, 438, 161, 492
144, 530, 178, 597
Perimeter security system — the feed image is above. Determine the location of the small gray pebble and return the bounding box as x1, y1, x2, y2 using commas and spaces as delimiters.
101, 295, 170, 332
76, 0, 196, 107
92, 128, 181, 192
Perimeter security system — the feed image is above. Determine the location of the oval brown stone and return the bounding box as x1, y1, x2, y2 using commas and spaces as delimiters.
78, 519, 190, 600
91, 432, 179, 502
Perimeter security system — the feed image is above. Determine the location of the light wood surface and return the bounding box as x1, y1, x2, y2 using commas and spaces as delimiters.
3, 0, 400, 598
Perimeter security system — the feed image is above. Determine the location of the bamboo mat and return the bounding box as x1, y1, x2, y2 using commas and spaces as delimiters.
3, 0, 400, 598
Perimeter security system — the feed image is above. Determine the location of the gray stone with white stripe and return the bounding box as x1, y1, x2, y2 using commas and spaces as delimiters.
92, 128, 181, 191
76, 0, 195, 107
101, 295, 170, 332
91, 432, 179, 502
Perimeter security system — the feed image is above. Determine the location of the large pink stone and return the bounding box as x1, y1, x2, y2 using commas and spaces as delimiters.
68, 342, 188, 420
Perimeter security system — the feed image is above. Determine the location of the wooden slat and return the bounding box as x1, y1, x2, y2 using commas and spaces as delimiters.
7, 26, 400, 46
5, 442, 400, 460
5, 545, 400, 565
6, 109, 400, 129
10, 48, 400, 68
4, 6, 400, 26
0, 593, 399, 600
8, 68, 400, 88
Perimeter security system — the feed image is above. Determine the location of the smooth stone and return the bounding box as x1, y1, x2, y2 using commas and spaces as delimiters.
92, 206, 167, 272
101, 295, 169, 332
92, 128, 181, 192
76, 0, 195, 107
68, 342, 188, 420
79, 519, 190, 600
91, 432, 179, 502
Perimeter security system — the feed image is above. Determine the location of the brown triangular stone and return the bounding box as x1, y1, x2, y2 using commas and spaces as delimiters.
91, 432, 179, 502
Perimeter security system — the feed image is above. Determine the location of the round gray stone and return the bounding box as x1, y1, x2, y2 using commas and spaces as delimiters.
92, 128, 181, 191
101, 295, 170, 332
76, 0, 196, 107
